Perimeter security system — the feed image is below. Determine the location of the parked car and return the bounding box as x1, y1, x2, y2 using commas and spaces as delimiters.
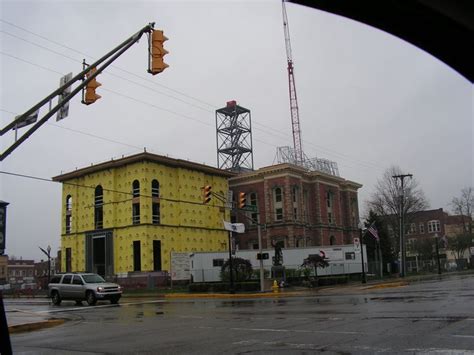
48, 273, 122, 306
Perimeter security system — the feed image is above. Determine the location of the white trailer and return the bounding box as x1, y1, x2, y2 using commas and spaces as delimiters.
189, 244, 367, 283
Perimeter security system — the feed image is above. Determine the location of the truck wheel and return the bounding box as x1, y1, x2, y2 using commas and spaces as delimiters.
86, 291, 97, 306
51, 291, 61, 306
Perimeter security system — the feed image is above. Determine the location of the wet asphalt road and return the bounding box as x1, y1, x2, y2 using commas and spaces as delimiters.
8, 275, 474, 354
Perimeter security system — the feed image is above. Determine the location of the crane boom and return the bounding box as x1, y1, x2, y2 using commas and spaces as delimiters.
282, 0, 303, 165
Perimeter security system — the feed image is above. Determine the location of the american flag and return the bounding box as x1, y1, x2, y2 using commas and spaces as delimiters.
367, 223, 380, 241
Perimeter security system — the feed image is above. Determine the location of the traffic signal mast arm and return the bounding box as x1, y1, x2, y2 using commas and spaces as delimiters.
0, 23, 157, 162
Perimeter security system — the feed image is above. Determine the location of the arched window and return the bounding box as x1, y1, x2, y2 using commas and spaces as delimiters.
152, 179, 160, 224
152, 179, 160, 197
329, 235, 336, 245
132, 180, 140, 198
94, 185, 103, 229
65, 195, 72, 234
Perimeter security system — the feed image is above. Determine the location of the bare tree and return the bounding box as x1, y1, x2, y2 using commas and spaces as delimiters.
367, 166, 429, 253
451, 187, 473, 235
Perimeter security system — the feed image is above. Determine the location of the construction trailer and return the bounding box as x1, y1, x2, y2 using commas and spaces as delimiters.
189, 244, 367, 283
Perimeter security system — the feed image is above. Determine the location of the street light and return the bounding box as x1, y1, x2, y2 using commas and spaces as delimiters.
39, 245, 51, 284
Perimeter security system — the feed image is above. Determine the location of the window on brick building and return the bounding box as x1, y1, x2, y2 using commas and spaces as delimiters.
303, 189, 309, 223
250, 192, 258, 223
407, 223, 416, 234
292, 186, 299, 221
419, 223, 425, 234
273, 188, 283, 221
94, 185, 103, 230
327, 191, 334, 224
330, 235, 336, 245
428, 220, 440, 233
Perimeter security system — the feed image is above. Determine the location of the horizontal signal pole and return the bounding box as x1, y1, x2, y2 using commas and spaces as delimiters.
0, 23, 156, 161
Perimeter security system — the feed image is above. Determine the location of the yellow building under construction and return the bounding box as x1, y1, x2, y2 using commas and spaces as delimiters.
52, 152, 234, 278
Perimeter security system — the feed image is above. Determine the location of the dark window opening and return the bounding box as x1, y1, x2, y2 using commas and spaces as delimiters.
133, 241, 141, 272
152, 180, 160, 197
66, 214, 72, 234
152, 203, 160, 224
132, 203, 140, 224
65, 248, 72, 273
345, 252, 355, 260
329, 235, 336, 245
213, 259, 224, 267
62, 274, 72, 284
94, 185, 103, 230
153, 240, 162, 271
132, 180, 140, 198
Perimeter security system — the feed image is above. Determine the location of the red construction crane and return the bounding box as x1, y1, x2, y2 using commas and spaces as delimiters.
282, 0, 303, 165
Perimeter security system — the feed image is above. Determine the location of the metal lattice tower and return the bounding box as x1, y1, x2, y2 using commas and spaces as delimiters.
216, 101, 254, 172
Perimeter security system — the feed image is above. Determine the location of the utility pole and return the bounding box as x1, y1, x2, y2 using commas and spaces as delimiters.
392, 173, 413, 277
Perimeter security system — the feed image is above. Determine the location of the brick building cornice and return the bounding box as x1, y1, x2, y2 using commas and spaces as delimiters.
229, 163, 362, 191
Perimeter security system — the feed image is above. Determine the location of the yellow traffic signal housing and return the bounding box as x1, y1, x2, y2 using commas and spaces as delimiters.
83, 67, 101, 105
238, 192, 246, 209
203, 185, 212, 204
149, 30, 169, 75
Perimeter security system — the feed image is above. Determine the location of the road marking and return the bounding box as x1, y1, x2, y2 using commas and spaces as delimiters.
205, 326, 361, 335
452, 335, 474, 339
36, 299, 166, 314
233, 339, 330, 350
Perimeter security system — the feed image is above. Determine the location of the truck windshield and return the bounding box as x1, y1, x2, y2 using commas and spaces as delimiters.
82, 274, 106, 283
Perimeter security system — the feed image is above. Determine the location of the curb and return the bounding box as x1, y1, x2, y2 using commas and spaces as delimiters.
8, 319, 65, 334
164, 291, 308, 299
363, 281, 409, 290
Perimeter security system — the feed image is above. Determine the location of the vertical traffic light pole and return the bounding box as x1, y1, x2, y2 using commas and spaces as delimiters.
257, 213, 264, 292
228, 230, 235, 294
0, 23, 156, 161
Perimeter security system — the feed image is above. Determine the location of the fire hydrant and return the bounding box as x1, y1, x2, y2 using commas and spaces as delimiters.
272, 280, 279, 293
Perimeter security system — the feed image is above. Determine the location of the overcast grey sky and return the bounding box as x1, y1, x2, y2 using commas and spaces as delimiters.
1, 0, 472, 261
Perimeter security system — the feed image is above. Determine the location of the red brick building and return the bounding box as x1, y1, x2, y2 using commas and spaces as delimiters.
229, 163, 362, 250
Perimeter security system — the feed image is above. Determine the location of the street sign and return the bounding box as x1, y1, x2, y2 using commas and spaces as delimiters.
241, 205, 257, 212
13, 110, 39, 130
226, 190, 233, 209
57, 72, 73, 121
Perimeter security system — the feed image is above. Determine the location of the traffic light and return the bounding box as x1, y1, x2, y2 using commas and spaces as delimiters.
82, 67, 101, 105
238, 192, 246, 209
202, 185, 212, 204
148, 29, 168, 75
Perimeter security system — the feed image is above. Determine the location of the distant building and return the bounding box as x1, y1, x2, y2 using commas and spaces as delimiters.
0, 255, 8, 284
396, 208, 473, 269
52, 152, 235, 279
7, 259, 35, 287
229, 163, 362, 250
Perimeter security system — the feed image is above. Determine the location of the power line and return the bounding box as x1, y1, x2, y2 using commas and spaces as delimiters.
0, 21, 387, 172
0, 170, 225, 210
1, 44, 384, 175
